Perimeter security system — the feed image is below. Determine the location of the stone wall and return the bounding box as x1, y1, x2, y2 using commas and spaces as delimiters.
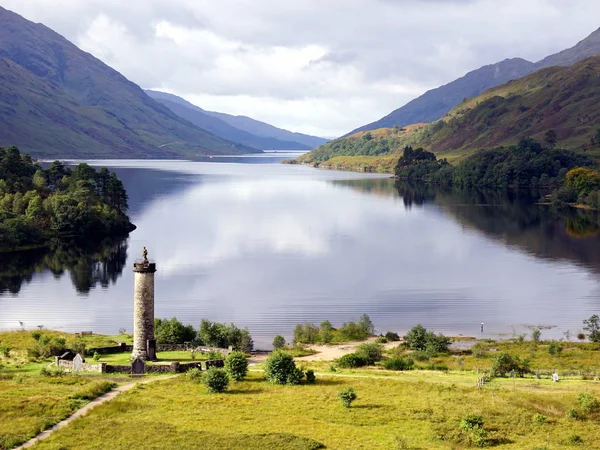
89, 343, 133, 354
87, 343, 230, 354
57, 359, 106, 373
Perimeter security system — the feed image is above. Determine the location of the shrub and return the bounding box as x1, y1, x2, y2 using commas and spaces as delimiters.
491, 353, 530, 377
405, 325, 451, 354
224, 351, 248, 381
355, 343, 383, 365
375, 336, 387, 344
40, 366, 66, 377
577, 333, 586, 341
548, 341, 563, 356
338, 388, 357, 408
531, 329, 541, 343
203, 368, 229, 393
206, 350, 225, 361
305, 370, 316, 384
460, 414, 488, 447
70, 338, 87, 357
186, 368, 203, 383
471, 342, 488, 358
567, 434, 584, 445
0, 345, 11, 358
385, 331, 400, 342
577, 392, 599, 414
566, 408, 580, 420
425, 333, 451, 355
272, 335, 286, 350
532, 413, 547, 425
383, 357, 414, 371
405, 325, 427, 350
293, 323, 320, 345
264, 350, 304, 385
31, 331, 42, 341
92, 352, 101, 361
337, 353, 367, 369
422, 363, 449, 371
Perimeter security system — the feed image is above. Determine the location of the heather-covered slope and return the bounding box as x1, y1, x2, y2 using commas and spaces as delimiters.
299, 56, 600, 171
347, 26, 600, 136
0, 7, 256, 158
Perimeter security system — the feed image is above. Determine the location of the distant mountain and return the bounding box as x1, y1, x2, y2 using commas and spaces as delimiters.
0, 6, 257, 159
299, 56, 600, 170
347, 26, 600, 136
145, 90, 316, 150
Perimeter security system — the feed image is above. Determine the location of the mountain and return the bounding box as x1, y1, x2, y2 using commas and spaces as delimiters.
145, 90, 317, 150
347, 26, 600, 136
299, 56, 600, 171
0, 6, 257, 158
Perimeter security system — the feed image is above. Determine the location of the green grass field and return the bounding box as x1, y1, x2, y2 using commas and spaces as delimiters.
27, 371, 600, 450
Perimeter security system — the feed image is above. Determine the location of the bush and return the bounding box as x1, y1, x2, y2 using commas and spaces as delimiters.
471, 342, 488, 358
532, 413, 547, 424
355, 343, 383, 365
460, 414, 488, 447
338, 388, 357, 408
425, 333, 452, 355
40, 366, 66, 377
337, 353, 367, 369
375, 336, 387, 344
305, 369, 316, 384
405, 325, 427, 350
566, 408, 580, 420
224, 351, 248, 381
577, 392, 599, 414
385, 331, 400, 342
203, 368, 229, 393
264, 350, 304, 385
411, 351, 430, 362
548, 341, 563, 356
272, 335, 286, 350
383, 357, 414, 371
206, 350, 225, 361
186, 367, 203, 383
531, 329, 541, 343
567, 434, 584, 445
405, 325, 451, 354
491, 353, 530, 377
31, 331, 42, 341
92, 352, 101, 361
0, 345, 11, 358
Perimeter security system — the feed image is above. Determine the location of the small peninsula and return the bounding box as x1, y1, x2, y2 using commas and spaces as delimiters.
0, 146, 135, 252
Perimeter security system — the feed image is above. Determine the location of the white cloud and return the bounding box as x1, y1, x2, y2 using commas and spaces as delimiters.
3, 0, 600, 136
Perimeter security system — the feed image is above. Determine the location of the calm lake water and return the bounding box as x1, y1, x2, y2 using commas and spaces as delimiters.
2, 154, 600, 347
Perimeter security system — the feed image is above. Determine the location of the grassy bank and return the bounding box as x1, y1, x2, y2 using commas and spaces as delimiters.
29, 371, 600, 449
0, 374, 115, 450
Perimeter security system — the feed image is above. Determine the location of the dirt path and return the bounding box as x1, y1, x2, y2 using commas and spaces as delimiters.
14, 375, 178, 449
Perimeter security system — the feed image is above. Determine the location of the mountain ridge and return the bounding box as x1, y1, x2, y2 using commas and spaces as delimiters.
346, 26, 600, 136
145, 90, 322, 150
0, 6, 257, 158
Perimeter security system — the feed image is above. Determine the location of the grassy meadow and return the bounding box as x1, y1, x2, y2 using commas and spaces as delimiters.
27, 371, 600, 450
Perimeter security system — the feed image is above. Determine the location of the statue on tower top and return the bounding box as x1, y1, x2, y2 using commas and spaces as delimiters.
142, 246, 148, 263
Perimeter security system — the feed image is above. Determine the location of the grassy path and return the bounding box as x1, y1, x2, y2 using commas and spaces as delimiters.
13, 375, 178, 449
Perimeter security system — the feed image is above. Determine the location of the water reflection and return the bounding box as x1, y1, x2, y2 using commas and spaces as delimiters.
0, 239, 128, 295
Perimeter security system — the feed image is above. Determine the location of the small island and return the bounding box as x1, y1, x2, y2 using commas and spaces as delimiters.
0, 146, 135, 253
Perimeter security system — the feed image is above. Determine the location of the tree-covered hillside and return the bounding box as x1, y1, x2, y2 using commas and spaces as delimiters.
0, 146, 135, 252
299, 56, 600, 172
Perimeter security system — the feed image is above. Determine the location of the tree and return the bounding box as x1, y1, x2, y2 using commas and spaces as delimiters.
224, 351, 248, 381
355, 343, 383, 365
264, 350, 304, 385
544, 129, 557, 147
319, 321, 335, 344
358, 314, 375, 335
154, 317, 197, 344
405, 324, 427, 351
272, 335, 286, 350
566, 168, 600, 196
338, 388, 357, 408
583, 315, 600, 342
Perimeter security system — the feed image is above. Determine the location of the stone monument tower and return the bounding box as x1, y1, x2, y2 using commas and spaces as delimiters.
132, 247, 157, 361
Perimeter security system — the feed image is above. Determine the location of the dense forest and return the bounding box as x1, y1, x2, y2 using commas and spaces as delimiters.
394, 138, 600, 209
0, 146, 135, 252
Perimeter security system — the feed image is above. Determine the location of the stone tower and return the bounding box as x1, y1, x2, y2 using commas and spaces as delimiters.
132, 247, 157, 361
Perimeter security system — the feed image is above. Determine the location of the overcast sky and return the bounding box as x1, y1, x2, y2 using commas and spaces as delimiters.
3, 0, 600, 137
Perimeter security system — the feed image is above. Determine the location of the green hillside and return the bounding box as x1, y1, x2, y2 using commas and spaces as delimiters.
299, 56, 600, 172
0, 7, 256, 159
